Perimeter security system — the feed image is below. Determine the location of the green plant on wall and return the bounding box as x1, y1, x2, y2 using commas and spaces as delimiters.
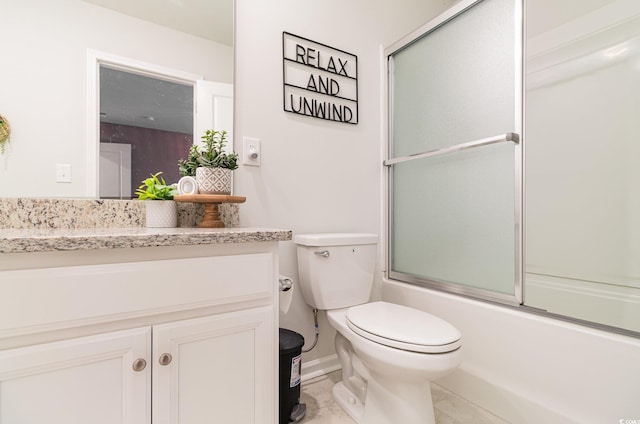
0, 115, 11, 155
178, 129, 238, 176
135, 172, 178, 200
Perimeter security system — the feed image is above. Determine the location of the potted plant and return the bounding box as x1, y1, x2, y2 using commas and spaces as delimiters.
135, 172, 179, 228
178, 129, 238, 195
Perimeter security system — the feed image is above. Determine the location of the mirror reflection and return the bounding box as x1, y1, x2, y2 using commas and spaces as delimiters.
0, 0, 233, 199
99, 67, 194, 199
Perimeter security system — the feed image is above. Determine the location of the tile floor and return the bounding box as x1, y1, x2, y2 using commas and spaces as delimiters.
299, 371, 509, 424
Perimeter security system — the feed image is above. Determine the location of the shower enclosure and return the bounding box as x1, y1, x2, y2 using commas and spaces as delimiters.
385, 0, 523, 305
385, 0, 639, 336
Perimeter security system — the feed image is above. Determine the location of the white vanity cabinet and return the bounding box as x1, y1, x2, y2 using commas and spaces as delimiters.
0, 326, 151, 423
0, 241, 280, 424
152, 307, 274, 424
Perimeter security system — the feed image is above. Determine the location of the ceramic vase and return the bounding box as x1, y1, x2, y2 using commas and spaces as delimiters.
196, 167, 232, 195
145, 200, 177, 228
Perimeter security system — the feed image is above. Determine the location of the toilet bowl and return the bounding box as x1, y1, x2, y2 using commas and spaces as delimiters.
327, 303, 461, 423
294, 233, 462, 424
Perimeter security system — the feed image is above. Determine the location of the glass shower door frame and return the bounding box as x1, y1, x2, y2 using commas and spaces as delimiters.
383, 0, 524, 306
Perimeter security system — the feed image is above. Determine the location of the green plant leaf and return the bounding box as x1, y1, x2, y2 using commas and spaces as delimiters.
136, 172, 177, 200
177, 129, 238, 173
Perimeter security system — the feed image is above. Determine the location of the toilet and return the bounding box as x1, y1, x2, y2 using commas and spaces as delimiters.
294, 233, 462, 424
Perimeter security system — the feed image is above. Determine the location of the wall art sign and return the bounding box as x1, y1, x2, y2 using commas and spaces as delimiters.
282, 32, 358, 124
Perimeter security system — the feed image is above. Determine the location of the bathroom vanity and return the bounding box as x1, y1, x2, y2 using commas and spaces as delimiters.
0, 226, 291, 424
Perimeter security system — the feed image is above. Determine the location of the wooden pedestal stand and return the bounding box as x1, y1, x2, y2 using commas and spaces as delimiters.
174, 194, 246, 228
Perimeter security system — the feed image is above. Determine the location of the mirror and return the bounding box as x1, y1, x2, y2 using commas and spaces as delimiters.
0, 0, 233, 199
99, 66, 194, 199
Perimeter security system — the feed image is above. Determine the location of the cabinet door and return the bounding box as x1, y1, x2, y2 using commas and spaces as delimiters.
0, 327, 151, 424
152, 307, 276, 424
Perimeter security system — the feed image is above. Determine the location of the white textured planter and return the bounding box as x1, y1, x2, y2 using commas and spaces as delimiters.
145, 200, 177, 228
196, 167, 232, 195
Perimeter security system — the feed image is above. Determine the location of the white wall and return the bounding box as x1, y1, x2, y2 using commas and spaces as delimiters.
0, 0, 232, 198
234, 0, 457, 364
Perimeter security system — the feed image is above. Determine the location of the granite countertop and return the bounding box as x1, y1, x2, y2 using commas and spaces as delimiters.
0, 227, 293, 254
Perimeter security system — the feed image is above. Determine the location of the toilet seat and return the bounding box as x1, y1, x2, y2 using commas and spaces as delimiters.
346, 302, 461, 354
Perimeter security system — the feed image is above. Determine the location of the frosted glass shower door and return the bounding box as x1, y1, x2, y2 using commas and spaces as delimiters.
385, 0, 523, 304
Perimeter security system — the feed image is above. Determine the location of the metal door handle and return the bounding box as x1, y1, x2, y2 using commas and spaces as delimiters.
159, 353, 173, 366
132, 358, 147, 372
384, 132, 520, 166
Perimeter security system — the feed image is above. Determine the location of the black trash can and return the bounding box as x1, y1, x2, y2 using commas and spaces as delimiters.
279, 328, 306, 424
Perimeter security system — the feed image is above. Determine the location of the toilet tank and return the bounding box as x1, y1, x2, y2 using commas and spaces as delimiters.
294, 233, 378, 310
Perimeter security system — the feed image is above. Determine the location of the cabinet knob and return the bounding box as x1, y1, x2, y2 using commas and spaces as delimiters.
159, 353, 173, 366
132, 358, 147, 372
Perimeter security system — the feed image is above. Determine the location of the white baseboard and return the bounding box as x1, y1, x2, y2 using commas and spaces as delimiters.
301, 353, 341, 382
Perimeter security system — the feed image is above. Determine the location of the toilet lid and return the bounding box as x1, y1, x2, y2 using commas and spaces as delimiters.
346, 302, 461, 354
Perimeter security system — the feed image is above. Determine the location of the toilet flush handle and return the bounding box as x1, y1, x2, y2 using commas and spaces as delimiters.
314, 250, 330, 258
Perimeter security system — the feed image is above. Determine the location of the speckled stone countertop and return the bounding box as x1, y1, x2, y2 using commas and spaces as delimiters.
0, 227, 292, 253
0, 198, 292, 253
0, 198, 238, 229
